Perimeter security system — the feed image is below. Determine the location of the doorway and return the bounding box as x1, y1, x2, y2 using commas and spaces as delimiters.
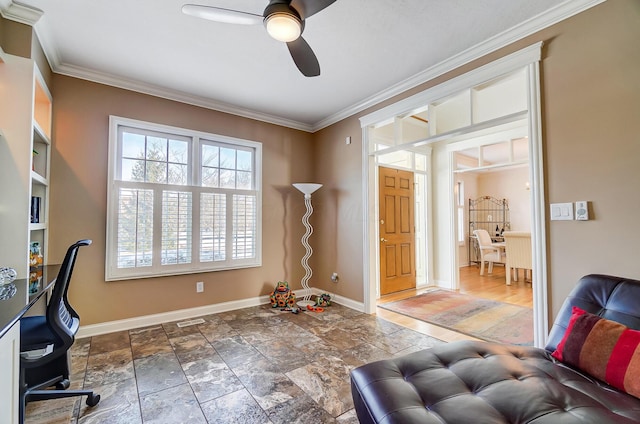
359, 43, 548, 346
454, 141, 534, 310
452, 134, 534, 309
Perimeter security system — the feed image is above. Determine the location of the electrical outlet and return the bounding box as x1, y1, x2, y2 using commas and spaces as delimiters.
196, 281, 204, 293
331, 272, 339, 283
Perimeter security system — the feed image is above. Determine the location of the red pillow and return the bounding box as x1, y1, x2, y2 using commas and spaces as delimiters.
552, 306, 640, 398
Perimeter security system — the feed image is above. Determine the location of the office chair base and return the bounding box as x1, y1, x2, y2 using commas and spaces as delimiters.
27, 389, 101, 406
56, 378, 70, 390
87, 393, 101, 407
19, 374, 101, 424
23, 374, 101, 405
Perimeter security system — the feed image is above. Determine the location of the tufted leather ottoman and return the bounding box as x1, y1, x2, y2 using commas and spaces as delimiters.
351, 274, 640, 424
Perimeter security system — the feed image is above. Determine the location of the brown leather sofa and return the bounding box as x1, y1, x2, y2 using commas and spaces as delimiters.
350, 274, 640, 423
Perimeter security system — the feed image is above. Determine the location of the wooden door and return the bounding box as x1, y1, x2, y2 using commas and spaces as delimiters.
379, 167, 416, 295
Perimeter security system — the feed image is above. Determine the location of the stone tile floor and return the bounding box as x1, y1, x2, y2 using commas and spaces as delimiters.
25, 303, 444, 424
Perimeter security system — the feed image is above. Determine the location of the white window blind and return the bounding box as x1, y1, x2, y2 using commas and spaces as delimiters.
106, 116, 262, 280
161, 190, 193, 265
233, 194, 257, 259
200, 193, 226, 262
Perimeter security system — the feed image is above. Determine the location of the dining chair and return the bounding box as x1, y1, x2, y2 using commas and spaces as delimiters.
503, 231, 533, 285
473, 229, 505, 276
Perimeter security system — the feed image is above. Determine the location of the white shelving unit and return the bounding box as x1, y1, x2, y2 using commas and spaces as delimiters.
0, 52, 52, 277
0, 47, 53, 424
29, 72, 52, 269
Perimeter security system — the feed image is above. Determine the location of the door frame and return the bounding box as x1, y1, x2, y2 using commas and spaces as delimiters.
360, 43, 549, 348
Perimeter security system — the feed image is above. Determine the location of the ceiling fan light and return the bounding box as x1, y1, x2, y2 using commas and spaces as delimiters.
265, 12, 301, 42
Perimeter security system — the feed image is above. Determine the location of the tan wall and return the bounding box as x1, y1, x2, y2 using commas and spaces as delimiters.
312, 119, 364, 300
31, 33, 52, 86
477, 167, 531, 232
539, 0, 640, 316
313, 0, 640, 319
0, 18, 53, 88
0, 16, 32, 58
50, 76, 314, 325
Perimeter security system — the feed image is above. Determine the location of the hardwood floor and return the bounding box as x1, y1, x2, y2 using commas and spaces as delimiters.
376, 264, 533, 343
457, 264, 533, 308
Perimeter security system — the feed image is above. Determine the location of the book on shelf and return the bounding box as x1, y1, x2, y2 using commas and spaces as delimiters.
30, 196, 41, 223
29, 241, 43, 267
29, 267, 43, 294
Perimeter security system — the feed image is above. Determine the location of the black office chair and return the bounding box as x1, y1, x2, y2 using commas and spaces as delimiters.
19, 239, 100, 423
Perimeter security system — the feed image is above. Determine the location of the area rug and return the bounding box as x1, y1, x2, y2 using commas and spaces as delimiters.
380, 290, 533, 346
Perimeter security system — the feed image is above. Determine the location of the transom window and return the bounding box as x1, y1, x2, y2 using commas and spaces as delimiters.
106, 116, 262, 280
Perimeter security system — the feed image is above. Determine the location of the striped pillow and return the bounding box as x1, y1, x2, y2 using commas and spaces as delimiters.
552, 306, 640, 398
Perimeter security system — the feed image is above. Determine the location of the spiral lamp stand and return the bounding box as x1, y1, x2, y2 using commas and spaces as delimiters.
292, 183, 322, 308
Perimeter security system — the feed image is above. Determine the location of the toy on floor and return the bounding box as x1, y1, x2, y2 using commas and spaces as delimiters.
315, 293, 332, 307
280, 307, 300, 314
269, 281, 296, 308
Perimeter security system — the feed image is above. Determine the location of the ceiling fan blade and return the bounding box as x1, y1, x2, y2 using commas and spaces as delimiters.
290, 0, 336, 20
181, 4, 262, 25
287, 36, 320, 77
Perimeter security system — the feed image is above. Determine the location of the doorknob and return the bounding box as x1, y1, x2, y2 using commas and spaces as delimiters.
380, 238, 388, 242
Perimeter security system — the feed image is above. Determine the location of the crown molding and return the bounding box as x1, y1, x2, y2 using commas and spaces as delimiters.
6, 0, 604, 133
0, 1, 42, 25
53, 62, 314, 133
311, 0, 606, 132
31, 21, 60, 69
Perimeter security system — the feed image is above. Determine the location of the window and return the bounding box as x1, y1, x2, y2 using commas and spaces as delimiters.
106, 116, 262, 280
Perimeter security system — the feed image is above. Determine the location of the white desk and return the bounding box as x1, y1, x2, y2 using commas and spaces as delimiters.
0, 266, 58, 424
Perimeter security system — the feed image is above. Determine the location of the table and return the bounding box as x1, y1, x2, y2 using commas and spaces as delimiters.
0, 265, 59, 424
492, 241, 506, 253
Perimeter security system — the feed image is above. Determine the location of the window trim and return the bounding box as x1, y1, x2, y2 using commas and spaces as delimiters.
106, 115, 262, 281
456, 181, 465, 246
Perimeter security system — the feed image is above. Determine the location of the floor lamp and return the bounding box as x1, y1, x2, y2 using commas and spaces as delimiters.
293, 183, 322, 308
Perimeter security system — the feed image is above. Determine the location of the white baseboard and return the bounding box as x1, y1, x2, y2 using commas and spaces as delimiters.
77, 295, 271, 338
77, 288, 363, 338
312, 288, 365, 312
432, 279, 453, 289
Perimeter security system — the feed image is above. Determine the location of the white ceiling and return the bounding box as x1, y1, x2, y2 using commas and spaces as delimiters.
3, 0, 595, 132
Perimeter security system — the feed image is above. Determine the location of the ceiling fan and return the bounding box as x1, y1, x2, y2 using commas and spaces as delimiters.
182, 0, 336, 77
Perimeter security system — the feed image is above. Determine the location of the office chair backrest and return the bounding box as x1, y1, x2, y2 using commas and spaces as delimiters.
47, 239, 92, 348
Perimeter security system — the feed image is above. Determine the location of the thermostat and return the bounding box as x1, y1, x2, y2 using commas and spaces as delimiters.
575, 201, 589, 220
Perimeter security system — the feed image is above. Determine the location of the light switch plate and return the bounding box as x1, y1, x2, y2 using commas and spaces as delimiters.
575, 201, 589, 220
550, 203, 574, 220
